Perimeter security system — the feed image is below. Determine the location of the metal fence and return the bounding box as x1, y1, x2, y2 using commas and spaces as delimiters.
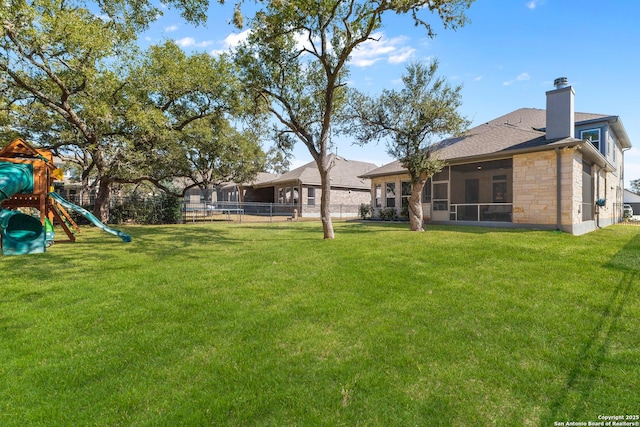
180, 200, 363, 223
59, 194, 364, 225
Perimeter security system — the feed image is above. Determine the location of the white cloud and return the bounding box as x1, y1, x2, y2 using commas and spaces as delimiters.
474, 75, 483, 81
176, 37, 195, 47
526, 0, 545, 9
176, 37, 214, 49
351, 33, 415, 67
388, 46, 416, 64
210, 29, 252, 55
503, 72, 531, 86
223, 30, 251, 49
164, 25, 178, 32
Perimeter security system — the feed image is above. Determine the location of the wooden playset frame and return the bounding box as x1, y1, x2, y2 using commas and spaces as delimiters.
0, 139, 80, 243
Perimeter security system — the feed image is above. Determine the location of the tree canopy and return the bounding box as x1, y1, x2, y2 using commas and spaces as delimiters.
1, 0, 263, 221
348, 60, 469, 231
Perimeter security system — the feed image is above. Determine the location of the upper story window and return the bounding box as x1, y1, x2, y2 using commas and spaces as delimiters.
581, 129, 601, 152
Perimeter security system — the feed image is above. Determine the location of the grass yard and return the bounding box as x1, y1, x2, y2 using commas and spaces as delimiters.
1, 221, 639, 426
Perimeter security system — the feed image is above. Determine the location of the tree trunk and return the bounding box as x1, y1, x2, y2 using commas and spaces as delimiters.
93, 178, 111, 223
318, 162, 334, 239
409, 180, 426, 231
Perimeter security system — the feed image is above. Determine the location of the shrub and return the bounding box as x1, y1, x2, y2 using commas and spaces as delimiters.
109, 193, 181, 225
359, 203, 373, 220
400, 204, 409, 219
379, 207, 397, 221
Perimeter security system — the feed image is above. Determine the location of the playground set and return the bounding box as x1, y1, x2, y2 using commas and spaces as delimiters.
0, 138, 130, 255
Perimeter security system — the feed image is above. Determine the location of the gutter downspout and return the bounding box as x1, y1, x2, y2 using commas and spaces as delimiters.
555, 148, 562, 230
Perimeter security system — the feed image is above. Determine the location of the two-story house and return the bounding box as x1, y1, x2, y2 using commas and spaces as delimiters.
360, 78, 632, 235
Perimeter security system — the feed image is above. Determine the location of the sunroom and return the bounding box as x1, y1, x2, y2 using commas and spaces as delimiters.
428, 158, 513, 223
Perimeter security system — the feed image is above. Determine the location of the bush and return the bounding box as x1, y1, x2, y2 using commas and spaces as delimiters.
359, 204, 373, 220
109, 193, 181, 225
400, 204, 409, 219
379, 207, 397, 221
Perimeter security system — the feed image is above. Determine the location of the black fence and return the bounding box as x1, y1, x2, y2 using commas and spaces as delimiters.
64, 195, 363, 225
181, 201, 363, 223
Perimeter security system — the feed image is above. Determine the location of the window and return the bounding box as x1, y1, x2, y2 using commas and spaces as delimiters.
374, 184, 382, 208
293, 186, 299, 204
581, 129, 601, 152
307, 187, 315, 206
401, 181, 411, 208
385, 183, 396, 208
278, 188, 285, 204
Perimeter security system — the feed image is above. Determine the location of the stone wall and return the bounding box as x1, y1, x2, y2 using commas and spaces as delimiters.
512, 150, 559, 225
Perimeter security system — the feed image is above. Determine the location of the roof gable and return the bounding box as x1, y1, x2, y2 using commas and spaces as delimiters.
0, 138, 55, 168
261, 155, 377, 189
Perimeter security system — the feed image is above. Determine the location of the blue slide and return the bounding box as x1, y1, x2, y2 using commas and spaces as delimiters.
49, 192, 131, 243
0, 162, 46, 255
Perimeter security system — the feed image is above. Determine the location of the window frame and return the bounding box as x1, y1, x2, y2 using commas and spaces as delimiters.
581, 128, 601, 152
385, 182, 396, 208
307, 187, 315, 206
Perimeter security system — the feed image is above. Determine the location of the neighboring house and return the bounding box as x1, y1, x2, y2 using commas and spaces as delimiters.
247, 155, 377, 218
220, 172, 278, 203
182, 172, 279, 205
360, 77, 632, 235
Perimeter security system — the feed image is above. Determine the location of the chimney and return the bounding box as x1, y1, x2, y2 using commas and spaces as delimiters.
545, 77, 575, 140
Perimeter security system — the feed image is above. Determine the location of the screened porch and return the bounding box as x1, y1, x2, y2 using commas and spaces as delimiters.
431, 158, 513, 223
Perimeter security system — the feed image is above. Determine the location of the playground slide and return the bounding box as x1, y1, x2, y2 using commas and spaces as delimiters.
0, 162, 46, 255
49, 192, 131, 243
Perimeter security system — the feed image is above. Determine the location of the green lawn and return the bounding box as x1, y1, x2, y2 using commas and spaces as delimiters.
1, 222, 639, 426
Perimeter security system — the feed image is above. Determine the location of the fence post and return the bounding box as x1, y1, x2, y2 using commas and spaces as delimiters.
270, 203, 273, 223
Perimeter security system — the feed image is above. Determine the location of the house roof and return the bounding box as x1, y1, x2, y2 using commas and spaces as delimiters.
361, 108, 630, 179
254, 155, 377, 190
624, 189, 640, 203
225, 172, 277, 190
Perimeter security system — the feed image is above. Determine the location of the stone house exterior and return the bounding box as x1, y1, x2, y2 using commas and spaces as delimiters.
248, 155, 377, 218
360, 78, 632, 235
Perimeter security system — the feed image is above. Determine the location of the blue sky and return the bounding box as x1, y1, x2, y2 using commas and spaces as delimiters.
142, 0, 640, 187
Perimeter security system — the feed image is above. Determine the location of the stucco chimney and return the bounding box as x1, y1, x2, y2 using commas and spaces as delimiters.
545, 77, 574, 140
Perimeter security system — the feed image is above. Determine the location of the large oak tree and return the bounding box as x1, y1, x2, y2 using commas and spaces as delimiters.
232, 0, 474, 239
1, 0, 263, 221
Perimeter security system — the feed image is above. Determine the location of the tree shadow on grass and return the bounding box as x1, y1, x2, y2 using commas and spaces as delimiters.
542, 232, 640, 423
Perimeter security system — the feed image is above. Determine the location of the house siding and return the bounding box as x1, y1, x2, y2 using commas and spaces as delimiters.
287, 185, 370, 218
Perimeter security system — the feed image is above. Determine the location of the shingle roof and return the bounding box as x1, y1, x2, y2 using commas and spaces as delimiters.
257, 155, 377, 190
361, 108, 615, 178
